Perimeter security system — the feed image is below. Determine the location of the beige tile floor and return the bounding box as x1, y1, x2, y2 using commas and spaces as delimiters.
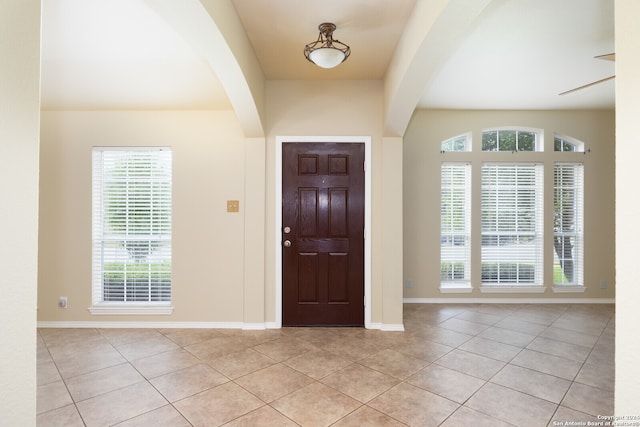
36, 303, 615, 426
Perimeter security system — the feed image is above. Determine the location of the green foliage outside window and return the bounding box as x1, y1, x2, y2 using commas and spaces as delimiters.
482, 130, 536, 151
103, 262, 171, 302
481, 263, 535, 283
441, 262, 465, 280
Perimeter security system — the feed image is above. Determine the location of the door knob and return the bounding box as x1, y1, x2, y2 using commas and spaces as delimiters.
283, 240, 291, 247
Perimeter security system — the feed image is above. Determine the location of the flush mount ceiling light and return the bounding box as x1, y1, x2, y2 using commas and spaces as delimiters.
304, 22, 350, 69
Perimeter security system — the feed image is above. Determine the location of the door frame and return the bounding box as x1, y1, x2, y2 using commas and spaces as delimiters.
275, 136, 372, 328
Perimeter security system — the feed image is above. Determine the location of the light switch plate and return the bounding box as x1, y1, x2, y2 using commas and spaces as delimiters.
227, 200, 239, 212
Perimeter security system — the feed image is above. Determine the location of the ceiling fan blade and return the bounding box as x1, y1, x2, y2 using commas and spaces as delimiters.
559, 75, 615, 96
595, 53, 615, 61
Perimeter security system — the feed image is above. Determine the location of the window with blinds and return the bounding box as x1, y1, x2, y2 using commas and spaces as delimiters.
92, 148, 172, 307
441, 163, 471, 288
554, 163, 584, 286
481, 163, 544, 286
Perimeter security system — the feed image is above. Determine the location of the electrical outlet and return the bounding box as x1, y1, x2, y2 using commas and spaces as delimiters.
58, 296, 68, 309
406, 279, 413, 288
600, 279, 607, 289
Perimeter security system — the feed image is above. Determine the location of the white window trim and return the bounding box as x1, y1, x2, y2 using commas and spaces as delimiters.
552, 285, 587, 293
480, 285, 546, 294
440, 283, 473, 293
89, 303, 173, 315
91, 147, 173, 315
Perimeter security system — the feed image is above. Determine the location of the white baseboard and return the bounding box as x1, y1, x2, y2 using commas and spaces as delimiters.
38, 320, 408, 331
380, 323, 405, 332
366, 322, 405, 331
404, 297, 615, 304
242, 323, 267, 331
37, 321, 245, 329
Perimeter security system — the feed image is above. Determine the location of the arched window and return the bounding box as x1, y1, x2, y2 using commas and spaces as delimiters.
554, 134, 585, 152
482, 128, 541, 152
439, 127, 585, 292
441, 133, 471, 152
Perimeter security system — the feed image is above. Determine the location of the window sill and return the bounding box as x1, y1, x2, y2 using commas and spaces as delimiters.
552, 285, 587, 293
89, 304, 173, 315
439, 285, 473, 293
480, 285, 546, 294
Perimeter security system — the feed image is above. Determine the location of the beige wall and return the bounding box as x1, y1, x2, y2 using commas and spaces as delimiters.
37, 79, 406, 328
38, 110, 249, 323
1, 1, 40, 425
265, 80, 403, 327
38, 80, 407, 329
404, 109, 615, 300
615, 0, 640, 413
37, 104, 614, 331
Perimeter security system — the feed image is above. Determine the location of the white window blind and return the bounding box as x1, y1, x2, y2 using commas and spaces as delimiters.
92, 148, 172, 306
481, 163, 544, 286
441, 163, 471, 287
554, 163, 584, 286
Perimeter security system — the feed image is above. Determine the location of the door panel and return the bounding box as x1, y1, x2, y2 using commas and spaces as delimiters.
282, 142, 364, 326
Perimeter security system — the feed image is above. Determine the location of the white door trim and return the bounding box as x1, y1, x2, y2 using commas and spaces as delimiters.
275, 136, 372, 328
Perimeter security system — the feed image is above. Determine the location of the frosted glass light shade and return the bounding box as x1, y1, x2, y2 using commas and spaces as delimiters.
309, 47, 346, 69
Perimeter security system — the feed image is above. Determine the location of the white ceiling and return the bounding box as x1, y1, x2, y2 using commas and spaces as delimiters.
40, 0, 232, 110
420, 0, 615, 110
40, 0, 614, 112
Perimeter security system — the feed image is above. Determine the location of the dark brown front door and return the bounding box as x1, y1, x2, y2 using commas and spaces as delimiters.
282, 142, 365, 326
